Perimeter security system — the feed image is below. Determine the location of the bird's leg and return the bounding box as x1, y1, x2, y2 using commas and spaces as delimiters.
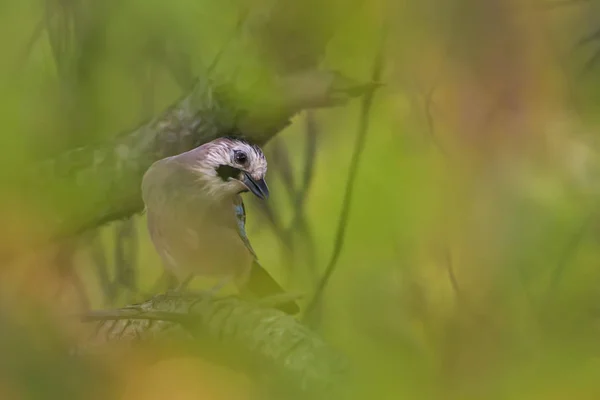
206, 276, 234, 297
165, 275, 233, 299
163, 273, 194, 297
174, 274, 194, 292
150, 271, 178, 294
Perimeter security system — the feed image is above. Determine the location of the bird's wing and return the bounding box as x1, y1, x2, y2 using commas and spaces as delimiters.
142, 158, 192, 209
232, 195, 258, 259
231, 195, 299, 314
143, 158, 257, 276
143, 158, 299, 313
143, 159, 197, 268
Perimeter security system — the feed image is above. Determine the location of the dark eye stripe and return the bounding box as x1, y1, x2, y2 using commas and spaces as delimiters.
216, 165, 242, 181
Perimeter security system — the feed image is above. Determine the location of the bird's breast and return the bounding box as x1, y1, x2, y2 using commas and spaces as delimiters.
147, 199, 253, 280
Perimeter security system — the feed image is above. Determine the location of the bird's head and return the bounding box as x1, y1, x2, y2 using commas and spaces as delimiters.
192, 136, 269, 200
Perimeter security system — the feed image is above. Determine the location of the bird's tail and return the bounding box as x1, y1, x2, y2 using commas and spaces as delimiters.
241, 261, 300, 315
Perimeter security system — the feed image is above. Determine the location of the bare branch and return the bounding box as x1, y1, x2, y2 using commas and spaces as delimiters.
17, 17, 46, 71
303, 34, 387, 326
270, 138, 298, 202
53, 238, 90, 310
547, 211, 595, 298
251, 197, 294, 251
10, 69, 375, 262
113, 218, 138, 293
443, 248, 506, 330
288, 112, 319, 278
300, 112, 318, 196
86, 230, 118, 305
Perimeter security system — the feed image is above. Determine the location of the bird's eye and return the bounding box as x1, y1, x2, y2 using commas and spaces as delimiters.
234, 151, 248, 165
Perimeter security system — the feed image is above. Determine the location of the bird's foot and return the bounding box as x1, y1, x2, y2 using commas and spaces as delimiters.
163, 279, 193, 298
173, 274, 194, 292
257, 292, 304, 309
206, 277, 233, 297
164, 276, 232, 299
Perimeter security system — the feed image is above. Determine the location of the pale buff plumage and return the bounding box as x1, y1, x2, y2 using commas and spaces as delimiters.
141, 137, 299, 314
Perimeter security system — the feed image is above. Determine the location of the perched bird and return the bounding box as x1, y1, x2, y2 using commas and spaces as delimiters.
141, 136, 299, 314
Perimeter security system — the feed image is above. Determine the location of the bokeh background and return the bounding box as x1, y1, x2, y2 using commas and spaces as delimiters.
2, 0, 600, 399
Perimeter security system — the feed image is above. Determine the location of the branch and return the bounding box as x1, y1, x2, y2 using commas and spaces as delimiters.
77, 293, 350, 399
303, 34, 387, 327
547, 211, 596, 299
12, 69, 376, 260
285, 112, 319, 279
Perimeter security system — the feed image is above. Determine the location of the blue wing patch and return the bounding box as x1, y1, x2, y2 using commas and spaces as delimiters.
233, 197, 258, 259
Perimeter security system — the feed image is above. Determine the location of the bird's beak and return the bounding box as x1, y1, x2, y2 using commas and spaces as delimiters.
241, 172, 269, 200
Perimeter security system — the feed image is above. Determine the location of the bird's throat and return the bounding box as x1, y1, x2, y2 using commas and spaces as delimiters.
216, 165, 242, 182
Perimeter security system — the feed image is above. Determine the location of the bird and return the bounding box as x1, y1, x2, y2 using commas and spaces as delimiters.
141, 136, 299, 314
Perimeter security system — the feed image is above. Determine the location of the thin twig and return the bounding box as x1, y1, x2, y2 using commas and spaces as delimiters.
547, 211, 595, 298
86, 230, 117, 305
443, 248, 497, 328
17, 17, 47, 72
270, 139, 298, 202
81, 309, 189, 323
299, 111, 318, 198
396, 44, 450, 156
111, 63, 155, 301
303, 30, 387, 325
571, 10, 600, 74
422, 80, 449, 157
444, 249, 462, 302
254, 139, 298, 261
251, 196, 294, 252
114, 219, 138, 293
53, 238, 90, 310
538, 9, 585, 116
206, 7, 250, 76
287, 112, 319, 277
45, 0, 76, 81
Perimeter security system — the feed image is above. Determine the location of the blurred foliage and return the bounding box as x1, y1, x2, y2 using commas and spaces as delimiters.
2, 0, 600, 399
